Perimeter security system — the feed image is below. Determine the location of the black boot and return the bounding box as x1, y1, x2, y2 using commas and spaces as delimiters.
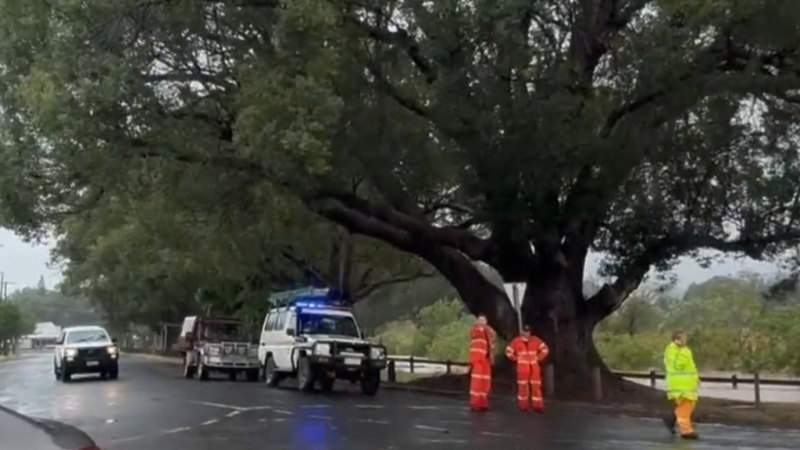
681, 432, 699, 440
662, 415, 676, 434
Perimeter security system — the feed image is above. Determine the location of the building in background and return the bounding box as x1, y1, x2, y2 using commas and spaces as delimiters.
18, 322, 62, 349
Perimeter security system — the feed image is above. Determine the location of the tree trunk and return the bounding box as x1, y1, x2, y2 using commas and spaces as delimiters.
519, 262, 618, 400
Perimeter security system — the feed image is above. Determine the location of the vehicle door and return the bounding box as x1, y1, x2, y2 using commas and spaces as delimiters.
258, 312, 272, 364
260, 311, 278, 366
274, 310, 296, 370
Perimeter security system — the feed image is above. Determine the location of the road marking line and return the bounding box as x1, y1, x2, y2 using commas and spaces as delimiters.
226, 410, 241, 417
202, 419, 219, 426
110, 435, 146, 443
420, 438, 467, 444
301, 404, 330, 408
190, 401, 246, 411
356, 418, 390, 425
355, 404, 384, 409
414, 424, 448, 432
246, 405, 272, 411
408, 405, 439, 410
482, 431, 518, 438
273, 418, 287, 422
273, 409, 293, 415
104, 418, 116, 424
259, 418, 268, 423
308, 414, 331, 420
163, 426, 191, 434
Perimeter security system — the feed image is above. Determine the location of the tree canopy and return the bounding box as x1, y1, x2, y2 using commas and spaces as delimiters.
2, 0, 800, 393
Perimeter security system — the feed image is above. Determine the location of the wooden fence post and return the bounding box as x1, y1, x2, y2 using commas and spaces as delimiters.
409, 355, 415, 373
649, 370, 656, 388
388, 360, 396, 382
731, 374, 738, 390
545, 364, 555, 398
446, 360, 452, 375
754, 371, 761, 407
592, 367, 602, 401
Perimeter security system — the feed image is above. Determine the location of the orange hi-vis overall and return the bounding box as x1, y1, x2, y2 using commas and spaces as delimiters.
506, 336, 549, 411
468, 325, 495, 411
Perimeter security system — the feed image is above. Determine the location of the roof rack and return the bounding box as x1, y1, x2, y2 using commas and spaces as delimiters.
268, 286, 351, 310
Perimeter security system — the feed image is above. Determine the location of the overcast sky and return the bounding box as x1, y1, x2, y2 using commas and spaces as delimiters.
0, 226, 783, 295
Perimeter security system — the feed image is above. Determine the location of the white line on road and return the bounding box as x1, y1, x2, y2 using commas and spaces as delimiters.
355, 418, 390, 425
414, 424, 449, 432
226, 410, 241, 417
308, 414, 332, 420
419, 438, 468, 444
355, 404, 384, 409
273, 409, 293, 415
408, 405, 439, 410
110, 435, 146, 443
272, 418, 287, 422
163, 426, 192, 434
190, 401, 247, 411
482, 431, 519, 438
246, 405, 272, 411
202, 419, 219, 426
301, 404, 330, 408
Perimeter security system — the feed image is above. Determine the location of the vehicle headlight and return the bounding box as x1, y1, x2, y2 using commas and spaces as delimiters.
314, 343, 331, 356
207, 345, 221, 356
107, 346, 118, 355
65, 348, 77, 358
370, 347, 386, 359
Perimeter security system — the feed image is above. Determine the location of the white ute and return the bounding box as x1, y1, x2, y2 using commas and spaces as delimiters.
258, 288, 387, 395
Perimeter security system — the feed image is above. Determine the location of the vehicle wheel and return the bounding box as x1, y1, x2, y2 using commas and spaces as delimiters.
100, 371, 108, 380
61, 367, 72, 383
182, 354, 196, 379
319, 374, 335, 393
108, 365, 119, 380
264, 356, 281, 387
53, 361, 60, 380
229, 371, 237, 382
297, 356, 315, 392
360, 370, 380, 396
246, 369, 259, 382
197, 359, 209, 381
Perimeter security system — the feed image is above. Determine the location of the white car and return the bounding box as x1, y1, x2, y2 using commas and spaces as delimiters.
259, 288, 387, 395
53, 326, 119, 382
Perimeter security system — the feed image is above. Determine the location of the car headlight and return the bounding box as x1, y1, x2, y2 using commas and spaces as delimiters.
314, 343, 331, 356
207, 345, 221, 356
370, 347, 386, 359
65, 348, 77, 358
107, 346, 118, 355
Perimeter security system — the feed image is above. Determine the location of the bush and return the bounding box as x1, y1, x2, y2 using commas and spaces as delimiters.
377, 320, 419, 355
595, 332, 668, 371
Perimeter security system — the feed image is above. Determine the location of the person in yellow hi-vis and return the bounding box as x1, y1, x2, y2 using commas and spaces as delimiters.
663, 331, 699, 440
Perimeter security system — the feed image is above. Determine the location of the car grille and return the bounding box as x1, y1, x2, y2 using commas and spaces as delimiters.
223, 344, 235, 355
77, 347, 104, 358
334, 343, 369, 356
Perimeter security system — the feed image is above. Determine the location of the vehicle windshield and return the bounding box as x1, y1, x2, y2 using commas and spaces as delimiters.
66, 330, 110, 344
298, 313, 360, 338
201, 322, 250, 342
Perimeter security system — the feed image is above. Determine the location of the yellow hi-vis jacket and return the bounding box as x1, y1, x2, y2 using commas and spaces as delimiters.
664, 342, 699, 401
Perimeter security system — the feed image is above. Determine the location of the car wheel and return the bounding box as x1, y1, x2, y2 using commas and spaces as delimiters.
182, 354, 196, 379
61, 366, 72, 383
197, 359, 209, 381
264, 356, 280, 387
229, 371, 237, 382
319, 374, 335, 393
246, 369, 259, 382
108, 364, 119, 380
53, 361, 60, 380
297, 356, 315, 392
360, 370, 380, 396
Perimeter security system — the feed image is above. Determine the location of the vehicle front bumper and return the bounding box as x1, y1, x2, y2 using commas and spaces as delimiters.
63, 353, 118, 373
203, 355, 260, 370
308, 354, 387, 371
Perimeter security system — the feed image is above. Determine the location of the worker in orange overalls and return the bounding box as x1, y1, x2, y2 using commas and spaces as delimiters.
506, 324, 549, 412
468, 314, 496, 412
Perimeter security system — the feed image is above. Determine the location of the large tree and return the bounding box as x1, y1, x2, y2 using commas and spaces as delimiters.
3, 0, 800, 395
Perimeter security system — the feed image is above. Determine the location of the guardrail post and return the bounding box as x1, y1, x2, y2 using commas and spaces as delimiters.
388, 360, 396, 382
732, 374, 738, 390
446, 360, 452, 375
649, 370, 656, 388
410, 355, 415, 374
592, 366, 602, 401
545, 364, 555, 398
754, 371, 761, 408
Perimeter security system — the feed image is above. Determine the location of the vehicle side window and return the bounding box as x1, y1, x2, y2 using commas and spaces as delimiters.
265, 312, 277, 331
57, 331, 65, 345
276, 311, 286, 330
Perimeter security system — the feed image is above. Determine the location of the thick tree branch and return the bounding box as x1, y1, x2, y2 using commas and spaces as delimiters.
354, 269, 437, 299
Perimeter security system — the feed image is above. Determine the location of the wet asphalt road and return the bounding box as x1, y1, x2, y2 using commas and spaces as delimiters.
1, 352, 799, 450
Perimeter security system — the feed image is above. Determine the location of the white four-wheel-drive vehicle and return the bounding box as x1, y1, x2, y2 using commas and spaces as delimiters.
259, 288, 387, 395
177, 316, 260, 382
53, 325, 119, 382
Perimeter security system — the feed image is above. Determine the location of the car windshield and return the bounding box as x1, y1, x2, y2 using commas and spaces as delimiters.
66, 330, 110, 344
298, 313, 360, 338
201, 322, 249, 342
